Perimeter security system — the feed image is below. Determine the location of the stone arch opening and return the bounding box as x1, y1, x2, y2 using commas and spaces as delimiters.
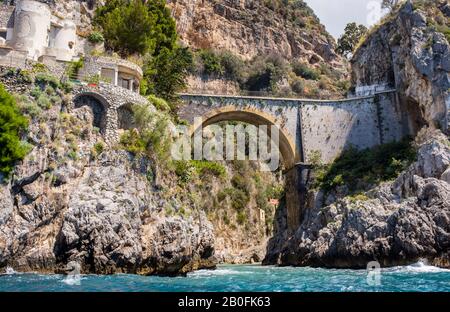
189, 106, 299, 170
73, 93, 108, 133
117, 103, 136, 130
188, 105, 305, 245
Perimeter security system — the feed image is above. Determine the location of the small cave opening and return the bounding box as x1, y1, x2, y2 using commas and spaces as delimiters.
73, 94, 108, 133
117, 104, 136, 130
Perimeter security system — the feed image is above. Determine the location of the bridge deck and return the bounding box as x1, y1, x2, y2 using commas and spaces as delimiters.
178, 89, 397, 104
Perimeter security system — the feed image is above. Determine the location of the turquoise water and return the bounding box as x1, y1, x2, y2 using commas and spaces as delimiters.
0, 262, 449, 292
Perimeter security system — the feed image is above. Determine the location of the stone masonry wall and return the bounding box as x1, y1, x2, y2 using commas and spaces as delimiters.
179, 90, 406, 165
301, 91, 404, 163
72, 82, 149, 144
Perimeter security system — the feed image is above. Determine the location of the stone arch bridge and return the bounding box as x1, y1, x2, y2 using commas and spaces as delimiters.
71, 87, 407, 232
178, 91, 405, 168
71, 83, 148, 143
178, 91, 408, 231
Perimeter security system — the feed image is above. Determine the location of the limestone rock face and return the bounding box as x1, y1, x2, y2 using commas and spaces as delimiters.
351, 1, 450, 132
167, 0, 344, 67
0, 92, 217, 276
0, 151, 216, 275
264, 130, 450, 268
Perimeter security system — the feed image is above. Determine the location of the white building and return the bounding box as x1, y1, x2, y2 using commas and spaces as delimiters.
0, 0, 142, 93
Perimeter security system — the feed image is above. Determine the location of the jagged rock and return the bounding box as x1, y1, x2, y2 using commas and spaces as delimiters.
0, 149, 217, 275
0, 183, 13, 225
265, 133, 450, 269
441, 167, 450, 183
352, 1, 450, 131
167, 0, 344, 65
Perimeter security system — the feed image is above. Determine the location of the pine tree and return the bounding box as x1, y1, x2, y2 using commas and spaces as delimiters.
0, 83, 29, 178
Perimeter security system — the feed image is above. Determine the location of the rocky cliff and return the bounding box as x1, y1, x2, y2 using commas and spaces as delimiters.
0, 69, 216, 275
265, 128, 450, 268
168, 0, 342, 65
352, 0, 450, 133
167, 0, 349, 97
265, 0, 450, 269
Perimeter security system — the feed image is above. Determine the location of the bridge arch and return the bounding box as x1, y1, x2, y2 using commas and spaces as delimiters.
188, 105, 299, 169
73, 92, 109, 133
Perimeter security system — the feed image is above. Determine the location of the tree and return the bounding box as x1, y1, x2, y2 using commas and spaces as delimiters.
95, 0, 188, 103
143, 45, 193, 104
0, 83, 29, 178
95, 0, 177, 57
96, 0, 156, 56
146, 0, 177, 54
337, 22, 368, 58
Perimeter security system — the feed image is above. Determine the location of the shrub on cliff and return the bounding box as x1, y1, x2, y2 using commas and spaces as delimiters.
198, 50, 224, 77
192, 49, 245, 83
120, 103, 172, 162
0, 84, 29, 178
314, 138, 417, 192
245, 54, 289, 92
291, 61, 321, 81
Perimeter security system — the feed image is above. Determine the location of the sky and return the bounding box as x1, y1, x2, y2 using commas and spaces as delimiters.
304, 0, 387, 39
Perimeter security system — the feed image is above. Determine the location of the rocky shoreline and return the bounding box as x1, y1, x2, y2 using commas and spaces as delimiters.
264, 130, 450, 269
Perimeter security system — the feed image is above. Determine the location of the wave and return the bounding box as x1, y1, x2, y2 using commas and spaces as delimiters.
62, 275, 83, 286
5, 267, 17, 275
189, 268, 253, 277
387, 261, 450, 273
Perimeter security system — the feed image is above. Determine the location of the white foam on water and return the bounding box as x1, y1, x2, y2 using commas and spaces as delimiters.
189, 268, 251, 277
62, 275, 82, 286
388, 261, 450, 273
5, 267, 17, 275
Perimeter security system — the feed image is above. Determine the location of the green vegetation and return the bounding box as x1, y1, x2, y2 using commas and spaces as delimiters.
337, 22, 368, 58
95, 0, 162, 56
198, 49, 224, 76
245, 54, 289, 93
142, 45, 193, 103
192, 49, 246, 81
120, 103, 171, 162
94, 0, 189, 103
93, 142, 105, 155
190, 48, 348, 97
35, 72, 61, 90
87, 31, 105, 44
0, 84, 29, 178
314, 138, 417, 193
65, 57, 84, 79
292, 61, 321, 81
174, 160, 226, 183
147, 94, 170, 112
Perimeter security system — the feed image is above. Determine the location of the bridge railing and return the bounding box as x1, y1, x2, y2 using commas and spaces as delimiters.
181, 88, 396, 101
179, 88, 398, 102
183, 88, 330, 99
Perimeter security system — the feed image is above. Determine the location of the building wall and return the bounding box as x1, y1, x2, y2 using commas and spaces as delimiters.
46, 19, 77, 62
10, 0, 51, 60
